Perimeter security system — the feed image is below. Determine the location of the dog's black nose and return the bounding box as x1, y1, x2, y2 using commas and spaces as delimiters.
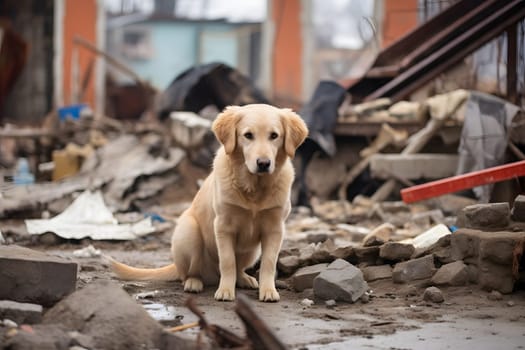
256, 158, 271, 172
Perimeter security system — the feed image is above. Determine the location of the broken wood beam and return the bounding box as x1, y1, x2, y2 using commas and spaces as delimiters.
235, 294, 288, 350
400, 160, 525, 203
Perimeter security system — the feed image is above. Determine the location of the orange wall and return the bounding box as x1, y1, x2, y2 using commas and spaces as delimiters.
382, 0, 418, 48
272, 0, 302, 105
63, 0, 97, 107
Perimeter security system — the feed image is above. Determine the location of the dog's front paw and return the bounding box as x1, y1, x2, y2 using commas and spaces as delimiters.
214, 286, 235, 301
184, 277, 203, 293
237, 273, 259, 289
259, 287, 280, 302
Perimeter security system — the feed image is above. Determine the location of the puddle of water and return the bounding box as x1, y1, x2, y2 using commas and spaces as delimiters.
142, 302, 181, 323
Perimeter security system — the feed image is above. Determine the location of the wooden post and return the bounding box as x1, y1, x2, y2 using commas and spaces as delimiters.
506, 23, 518, 104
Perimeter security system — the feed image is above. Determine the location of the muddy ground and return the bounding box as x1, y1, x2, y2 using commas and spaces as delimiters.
19, 223, 524, 350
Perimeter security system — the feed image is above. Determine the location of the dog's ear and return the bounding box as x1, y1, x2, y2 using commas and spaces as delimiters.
212, 106, 240, 154
281, 109, 308, 158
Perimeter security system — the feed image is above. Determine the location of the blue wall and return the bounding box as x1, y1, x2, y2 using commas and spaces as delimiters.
123, 21, 241, 89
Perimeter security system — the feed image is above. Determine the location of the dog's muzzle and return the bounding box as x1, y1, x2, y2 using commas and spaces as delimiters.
256, 158, 271, 173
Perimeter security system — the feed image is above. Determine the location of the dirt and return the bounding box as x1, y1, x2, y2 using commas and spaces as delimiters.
27, 232, 525, 350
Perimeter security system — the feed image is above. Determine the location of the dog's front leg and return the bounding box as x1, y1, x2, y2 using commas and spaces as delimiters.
259, 212, 284, 302
214, 219, 237, 301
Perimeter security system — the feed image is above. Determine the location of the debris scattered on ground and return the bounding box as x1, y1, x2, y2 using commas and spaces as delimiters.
72, 244, 102, 258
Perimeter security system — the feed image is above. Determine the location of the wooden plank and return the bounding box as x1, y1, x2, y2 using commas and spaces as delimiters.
401, 160, 525, 203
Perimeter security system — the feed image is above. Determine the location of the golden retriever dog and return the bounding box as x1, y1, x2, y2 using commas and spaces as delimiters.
110, 104, 308, 302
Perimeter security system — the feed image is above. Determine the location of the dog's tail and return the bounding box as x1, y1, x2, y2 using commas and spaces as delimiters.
106, 256, 179, 281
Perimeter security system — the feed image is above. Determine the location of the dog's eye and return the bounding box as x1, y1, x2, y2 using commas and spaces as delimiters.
244, 132, 254, 140
270, 132, 279, 140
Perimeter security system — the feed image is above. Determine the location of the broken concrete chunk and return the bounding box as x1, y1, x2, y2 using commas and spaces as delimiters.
457, 203, 510, 229
292, 263, 328, 292
313, 259, 368, 303
411, 224, 451, 250
511, 194, 525, 221
423, 286, 444, 303
362, 223, 395, 247
0, 300, 43, 324
431, 261, 468, 286
392, 254, 435, 283
370, 154, 459, 180
379, 242, 415, 261
277, 255, 301, 275
361, 265, 393, 282
0, 245, 77, 306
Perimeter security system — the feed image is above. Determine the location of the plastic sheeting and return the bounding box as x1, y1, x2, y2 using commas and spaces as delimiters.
25, 191, 155, 240
457, 91, 521, 201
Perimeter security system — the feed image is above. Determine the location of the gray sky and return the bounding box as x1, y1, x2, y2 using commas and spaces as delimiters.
104, 0, 267, 22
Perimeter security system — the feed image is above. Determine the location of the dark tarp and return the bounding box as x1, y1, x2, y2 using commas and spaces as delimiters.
296, 81, 347, 206
155, 62, 269, 119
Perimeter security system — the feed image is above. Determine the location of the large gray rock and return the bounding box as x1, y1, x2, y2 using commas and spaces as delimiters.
43, 280, 192, 349
313, 259, 368, 303
392, 254, 435, 283
431, 261, 468, 286
379, 242, 415, 261
292, 263, 328, 292
457, 203, 510, 229
0, 245, 77, 306
0, 300, 43, 324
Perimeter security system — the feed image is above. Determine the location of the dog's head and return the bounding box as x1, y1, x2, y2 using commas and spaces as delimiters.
212, 104, 308, 175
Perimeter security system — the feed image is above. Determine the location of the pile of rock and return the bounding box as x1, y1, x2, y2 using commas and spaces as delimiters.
279, 195, 525, 304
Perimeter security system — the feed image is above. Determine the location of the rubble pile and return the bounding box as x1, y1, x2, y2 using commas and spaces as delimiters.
279, 194, 525, 303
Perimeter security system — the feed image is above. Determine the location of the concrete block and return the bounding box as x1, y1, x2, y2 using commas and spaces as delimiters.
370, 154, 458, 180
380, 242, 415, 261
0, 245, 77, 306
361, 265, 393, 282
313, 259, 368, 303
431, 261, 468, 286
457, 203, 510, 229
392, 254, 435, 283
0, 300, 43, 324
292, 263, 328, 292
511, 194, 525, 221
